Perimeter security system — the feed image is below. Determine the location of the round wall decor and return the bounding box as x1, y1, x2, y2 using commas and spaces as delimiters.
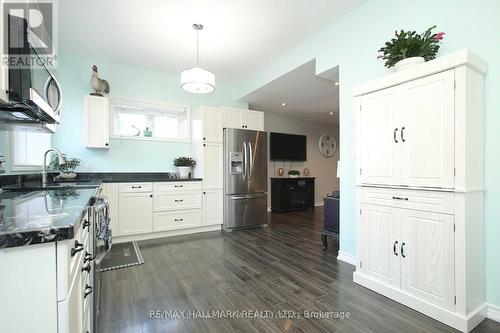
318, 134, 337, 158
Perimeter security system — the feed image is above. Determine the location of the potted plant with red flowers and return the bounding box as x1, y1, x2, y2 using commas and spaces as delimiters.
378, 25, 445, 71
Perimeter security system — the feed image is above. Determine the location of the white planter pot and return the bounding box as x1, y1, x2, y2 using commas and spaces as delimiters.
177, 166, 192, 179
394, 56, 425, 71
288, 174, 299, 178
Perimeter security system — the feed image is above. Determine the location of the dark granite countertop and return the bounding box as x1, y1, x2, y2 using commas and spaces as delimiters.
0, 172, 203, 249
0, 188, 99, 249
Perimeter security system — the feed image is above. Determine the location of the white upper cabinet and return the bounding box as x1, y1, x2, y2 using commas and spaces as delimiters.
202, 107, 224, 143
223, 107, 245, 129
222, 107, 264, 131
358, 70, 455, 189
245, 110, 265, 131
359, 86, 402, 186
0, 4, 8, 104
400, 70, 455, 188
84, 96, 109, 148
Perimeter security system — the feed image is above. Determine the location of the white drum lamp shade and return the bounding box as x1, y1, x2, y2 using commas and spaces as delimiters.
181, 67, 215, 94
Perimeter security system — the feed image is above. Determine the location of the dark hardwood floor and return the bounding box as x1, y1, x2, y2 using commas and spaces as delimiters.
99, 208, 500, 333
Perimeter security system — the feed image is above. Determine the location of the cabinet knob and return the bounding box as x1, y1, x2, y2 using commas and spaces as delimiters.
105, 143, 109, 146
84, 251, 93, 263
82, 264, 91, 273
71, 240, 84, 257
203, 137, 206, 140
83, 220, 90, 230
203, 144, 206, 147
150, 194, 153, 198
203, 191, 206, 195
84, 285, 93, 299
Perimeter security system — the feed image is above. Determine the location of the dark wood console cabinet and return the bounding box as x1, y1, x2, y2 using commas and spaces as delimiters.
271, 177, 315, 213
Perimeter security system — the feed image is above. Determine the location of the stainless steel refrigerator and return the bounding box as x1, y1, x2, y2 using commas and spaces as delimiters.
224, 128, 268, 230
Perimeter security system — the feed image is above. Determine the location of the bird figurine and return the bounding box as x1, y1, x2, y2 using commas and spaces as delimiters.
90, 65, 110, 96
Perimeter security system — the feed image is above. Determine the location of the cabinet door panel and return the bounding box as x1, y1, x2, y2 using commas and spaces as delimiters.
400, 209, 455, 310
359, 87, 401, 186
360, 204, 400, 288
245, 110, 264, 131
84, 96, 109, 148
203, 143, 223, 189
118, 193, 153, 236
223, 108, 244, 129
203, 107, 224, 142
401, 70, 455, 188
202, 190, 223, 226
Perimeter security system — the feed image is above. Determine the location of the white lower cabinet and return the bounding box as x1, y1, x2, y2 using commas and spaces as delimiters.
360, 202, 455, 310
154, 192, 202, 211
400, 209, 455, 310
154, 210, 202, 231
118, 192, 153, 236
202, 190, 223, 226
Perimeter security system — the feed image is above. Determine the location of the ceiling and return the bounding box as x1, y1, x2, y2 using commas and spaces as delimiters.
242, 60, 339, 124
59, 0, 363, 83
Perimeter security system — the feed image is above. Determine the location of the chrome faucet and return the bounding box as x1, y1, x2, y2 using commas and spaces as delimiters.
42, 148, 65, 186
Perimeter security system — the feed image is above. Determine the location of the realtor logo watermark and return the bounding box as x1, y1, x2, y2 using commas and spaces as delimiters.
2, 0, 58, 68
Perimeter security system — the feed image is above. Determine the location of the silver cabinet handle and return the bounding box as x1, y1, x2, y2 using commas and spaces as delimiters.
394, 128, 399, 143
401, 126, 406, 142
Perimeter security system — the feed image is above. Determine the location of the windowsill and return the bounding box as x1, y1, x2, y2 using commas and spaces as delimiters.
11, 165, 43, 172
110, 136, 190, 143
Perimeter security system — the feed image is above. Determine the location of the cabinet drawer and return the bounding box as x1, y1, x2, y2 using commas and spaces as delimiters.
154, 210, 202, 231
154, 181, 201, 193
119, 182, 153, 193
360, 187, 454, 214
154, 193, 202, 211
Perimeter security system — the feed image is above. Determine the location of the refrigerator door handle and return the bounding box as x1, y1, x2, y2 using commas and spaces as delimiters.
248, 141, 253, 180
230, 194, 266, 200
242, 141, 247, 181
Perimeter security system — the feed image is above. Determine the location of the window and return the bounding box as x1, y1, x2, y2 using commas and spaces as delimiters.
110, 98, 190, 142
11, 131, 52, 171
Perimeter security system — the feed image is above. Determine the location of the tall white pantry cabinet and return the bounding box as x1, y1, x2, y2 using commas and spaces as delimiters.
353, 49, 487, 332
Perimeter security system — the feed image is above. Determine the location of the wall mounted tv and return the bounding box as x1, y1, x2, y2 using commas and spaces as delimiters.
270, 132, 307, 161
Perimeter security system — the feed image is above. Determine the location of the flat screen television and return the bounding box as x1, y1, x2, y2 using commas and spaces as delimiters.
270, 132, 307, 161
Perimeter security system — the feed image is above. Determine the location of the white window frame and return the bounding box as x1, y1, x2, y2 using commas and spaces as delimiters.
10, 131, 52, 172
109, 97, 191, 143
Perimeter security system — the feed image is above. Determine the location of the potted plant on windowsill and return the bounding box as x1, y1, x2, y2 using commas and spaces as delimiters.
50, 155, 81, 181
378, 25, 445, 71
173, 157, 196, 179
288, 170, 301, 178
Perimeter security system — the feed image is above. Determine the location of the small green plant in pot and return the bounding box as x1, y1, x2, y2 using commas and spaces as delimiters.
288, 170, 301, 178
173, 157, 196, 179
49, 155, 81, 180
378, 25, 445, 70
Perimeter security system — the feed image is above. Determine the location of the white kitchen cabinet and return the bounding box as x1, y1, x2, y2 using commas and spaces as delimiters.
154, 209, 202, 232
222, 107, 265, 131
0, 3, 7, 104
354, 50, 487, 332
84, 95, 109, 148
359, 86, 402, 186
359, 70, 454, 188
223, 107, 245, 129
202, 190, 223, 226
400, 209, 455, 310
400, 70, 455, 188
118, 192, 153, 236
202, 142, 223, 189
58, 264, 83, 333
202, 107, 224, 143
245, 110, 265, 131
360, 204, 400, 288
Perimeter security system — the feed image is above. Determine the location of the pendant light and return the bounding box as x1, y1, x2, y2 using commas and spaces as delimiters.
181, 24, 215, 94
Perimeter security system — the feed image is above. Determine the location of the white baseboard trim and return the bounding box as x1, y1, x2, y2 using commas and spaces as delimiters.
114, 225, 222, 243
337, 251, 356, 266
267, 207, 272, 212
314, 201, 324, 207
487, 303, 500, 323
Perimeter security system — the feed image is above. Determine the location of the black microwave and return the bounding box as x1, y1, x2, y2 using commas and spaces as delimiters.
0, 14, 62, 132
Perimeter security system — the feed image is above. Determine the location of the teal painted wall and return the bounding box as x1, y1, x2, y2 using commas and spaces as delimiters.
52, 52, 246, 172
236, 0, 500, 306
